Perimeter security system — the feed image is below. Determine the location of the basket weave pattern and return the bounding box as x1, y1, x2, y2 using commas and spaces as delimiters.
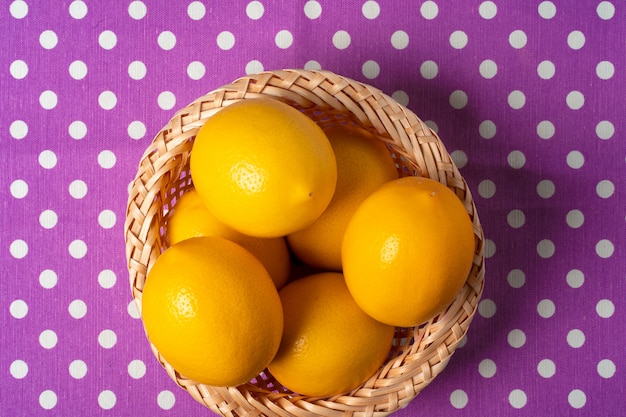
125, 69, 485, 417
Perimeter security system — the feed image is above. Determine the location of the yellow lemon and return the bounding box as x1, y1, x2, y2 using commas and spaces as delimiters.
342, 176, 475, 327
287, 124, 398, 270
190, 98, 337, 238
268, 272, 395, 397
167, 188, 290, 289
141, 236, 284, 387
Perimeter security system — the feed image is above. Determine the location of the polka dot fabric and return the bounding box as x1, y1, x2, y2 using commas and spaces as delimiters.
2, 1, 624, 416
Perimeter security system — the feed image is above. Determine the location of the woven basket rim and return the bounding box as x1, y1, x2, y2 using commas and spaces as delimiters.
124, 69, 485, 417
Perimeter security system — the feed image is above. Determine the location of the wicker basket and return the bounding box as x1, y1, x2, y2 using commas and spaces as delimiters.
125, 69, 485, 417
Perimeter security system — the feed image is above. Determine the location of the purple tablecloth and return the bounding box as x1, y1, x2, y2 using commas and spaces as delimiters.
2, 1, 624, 416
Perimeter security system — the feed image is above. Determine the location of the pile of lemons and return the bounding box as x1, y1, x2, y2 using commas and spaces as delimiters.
141, 98, 475, 397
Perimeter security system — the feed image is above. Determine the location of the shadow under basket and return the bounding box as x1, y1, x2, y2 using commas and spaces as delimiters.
124, 69, 485, 417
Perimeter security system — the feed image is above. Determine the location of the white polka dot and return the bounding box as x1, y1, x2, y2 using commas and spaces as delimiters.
596, 179, 615, 198
537, 60, 555, 79
508, 389, 527, 409
304, 60, 322, 71
68, 60, 88, 80
507, 209, 525, 228
420, 1, 439, 19
69, 239, 88, 259
127, 300, 141, 319
68, 120, 87, 140
508, 329, 526, 348
595, 239, 614, 258
157, 91, 176, 111
566, 269, 584, 288
245, 60, 264, 74
128, 61, 147, 80
39, 209, 58, 229
478, 179, 496, 199
157, 31, 176, 50
40, 269, 58, 289
362, 1, 380, 19
10, 299, 28, 319
362, 60, 380, 79
567, 329, 585, 348
98, 270, 117, 289
509, 30, 527, 48
507, 269, 525, 288
303, 0, 322, 19
68, 299, 87, 319
98, 390, 117, 410
536, 180, 555, 199
507, 150, 526, 169
479, 120, 496, 139
596, 1, 615, 20
128, 1, 147, 19
128, 359, 146, 378
596, 299, 615, 318
479, 59, 497, 79
449, 90, 468, 109
69, 359, 88, 379
39, 30, 58, 49
10, 120, 28, 139
98, 329, 117, 349
391, 90, 409, 107
537, 359, 556, 378
39, 150, 58, 169
98, 210, 117, 229
449, 30, 468, 49
39, 90, 58, 110
596, 61, 615, 80
566, 209, 584, 229
275, 29, 293, 49
185, 60, 206, 81
246, 1, 264, 19
157, 390, 176, 410
10, 179, 28, 199
98, 91, 117, 110
391, 30, 409, 50
449, 389, 468, 409
128, 121, 146, 140
10, 0, 28, 19
507, 90, 525, 109
39, 390, 57, 410
332, 30, 351, 50
69, 180, 88, 199
597, 359, 616, 378
39, 329, 58, 349
98, 30, 117, 50
537, 299, 555, 318
420, 60, 438, 79
566, 91, 584, 110
10, 239, 28, 259
538, 1, 556, 19
568, 389, 586, 409
98, 150, 116, 169
10, 59, 28, 79
536, 120, 555, 139
479, 1, 497, 19
187, 1, 205, 20
457, 335, 467, 348
216, 31, 235, 50
537, 239, 555, 258
595, 120, 614, 140
566, 150, 584, 169
424, 120, 438, 133
478, 359, 496, 378
478, 299, 496, 318
567, 30, 585, 50
69, 1, 88, 19
450, 150, 468, 169
10, 359, 28, 379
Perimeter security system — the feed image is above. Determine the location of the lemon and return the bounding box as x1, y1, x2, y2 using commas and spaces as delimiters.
287, 124, 398, 270
268, 272, 395, 397
342, 176, 475, 327
167, 188, 290, 289
141, 236, 284, 386
190, 98, 337, 238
